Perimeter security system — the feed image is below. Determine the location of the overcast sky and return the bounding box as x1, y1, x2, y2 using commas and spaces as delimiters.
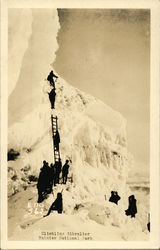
53, 9, 150, 172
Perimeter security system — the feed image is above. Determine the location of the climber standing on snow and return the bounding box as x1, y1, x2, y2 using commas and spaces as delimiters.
43, 192, 63, 217
109, 191, 121, 205
125, 195, 137, 218
62, 160, 70, 184
48, 88, 56, 109
55, 159, 62, 184
49, 163, 57, 189
37, 166, 45, 203
37, 160, 50, 203
47, 70, 58, 88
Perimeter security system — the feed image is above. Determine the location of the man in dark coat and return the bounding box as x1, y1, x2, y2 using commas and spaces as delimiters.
109, 191, 121, 205
50, 163, 57, 187
147, 214, 150, 232
37, 167, 45, 203
55, 159, 62, 184
54, 130, 60, 150
125, 195, 137, 218
48, 88, 56, 109
43, 161, 51, 193
62, 160, 70, 184
43, 193, 63, 217
37, 160, 49, 202
47, 70, 58, 88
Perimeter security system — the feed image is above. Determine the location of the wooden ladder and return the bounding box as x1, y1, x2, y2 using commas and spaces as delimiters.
51, 115, 61, 163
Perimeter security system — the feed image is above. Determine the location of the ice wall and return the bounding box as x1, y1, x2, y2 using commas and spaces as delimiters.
8, 9, 33, 96
8, 9, 60, 124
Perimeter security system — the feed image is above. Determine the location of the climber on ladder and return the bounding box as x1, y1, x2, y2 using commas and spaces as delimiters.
47, 70, 58, 89
54, 129, 60, 150
51, 115, 61, 162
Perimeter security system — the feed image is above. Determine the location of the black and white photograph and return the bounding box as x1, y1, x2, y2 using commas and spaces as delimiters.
1, 0, 160, 248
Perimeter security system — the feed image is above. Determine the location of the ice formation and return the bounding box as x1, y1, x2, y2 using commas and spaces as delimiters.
8, 75, 132, 197
8, 9, 149, 241
8, 75, 150, 241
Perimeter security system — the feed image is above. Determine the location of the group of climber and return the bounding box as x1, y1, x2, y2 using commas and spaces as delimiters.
37, 159, 70, 203
109, 191, 137, 218
42, 191, 149, 232
45, 70, 138, 221
47, 70, 58, 109
35, 69, 151, 233
42, 190, 137, 220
